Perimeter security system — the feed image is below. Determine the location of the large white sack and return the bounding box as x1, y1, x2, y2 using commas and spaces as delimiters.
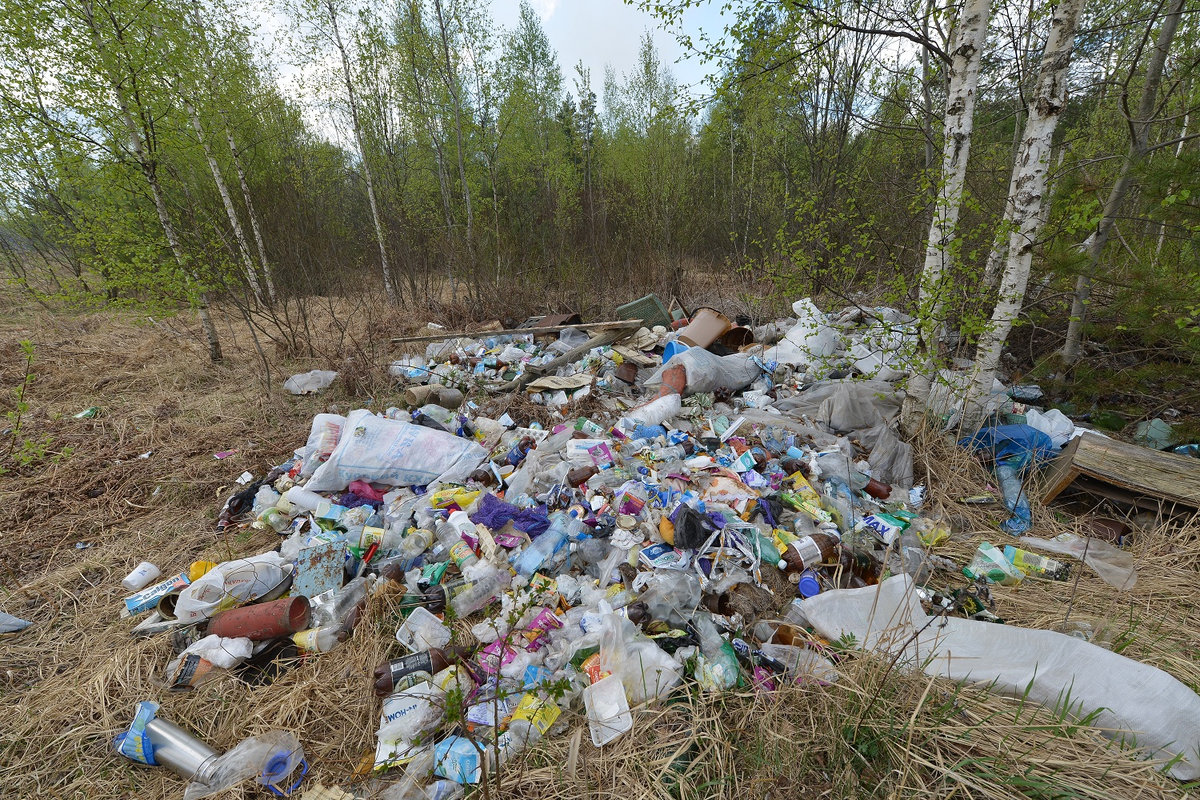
784, 298, 840, 361
644, 348, 760, 396
799, 576, 1200, 780
306, 409, 486, 492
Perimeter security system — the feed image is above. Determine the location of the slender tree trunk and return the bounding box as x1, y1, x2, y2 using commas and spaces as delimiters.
182, 93, 265, 302
966, 0, 1086, 424
433, 0, 475, 265
82, 0, 222, 360
224, 122, 278, 303
1061, 0, 1186, 363
903, 0, 991, 428
327, 0, 397, 304
916, 0, 991, 344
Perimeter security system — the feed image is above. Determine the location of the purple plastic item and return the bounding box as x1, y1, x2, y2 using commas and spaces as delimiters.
470, 493, 550, 537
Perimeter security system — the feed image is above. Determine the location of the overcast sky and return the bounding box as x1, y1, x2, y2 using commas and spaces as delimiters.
488, 0, 725, 103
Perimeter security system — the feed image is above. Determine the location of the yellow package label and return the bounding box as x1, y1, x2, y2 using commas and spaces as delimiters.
511, 693, 561, 734
429, 488, 480, 509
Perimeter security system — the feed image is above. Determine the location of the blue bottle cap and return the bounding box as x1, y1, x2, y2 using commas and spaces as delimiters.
797, 570, 821, 598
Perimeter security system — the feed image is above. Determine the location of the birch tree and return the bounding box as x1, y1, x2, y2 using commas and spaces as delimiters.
966, 0, 1087, 423
906, 0, 992, 421
1060, 0, 1187, 363
291, 0, 398, 304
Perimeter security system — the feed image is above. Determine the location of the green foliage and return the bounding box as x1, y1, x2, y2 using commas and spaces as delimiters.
2, 340, 69, 473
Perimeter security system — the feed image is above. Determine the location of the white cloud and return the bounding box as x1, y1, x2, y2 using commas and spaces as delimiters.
530, 0, 559, 19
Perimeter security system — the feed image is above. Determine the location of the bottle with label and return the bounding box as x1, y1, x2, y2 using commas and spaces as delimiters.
372, 646, 471, 696
777, 533, 839, 573
293, 625, 345, 654
434, 522, 478, 570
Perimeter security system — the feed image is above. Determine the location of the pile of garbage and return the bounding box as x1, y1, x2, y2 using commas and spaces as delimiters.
111, 298, 1200, 796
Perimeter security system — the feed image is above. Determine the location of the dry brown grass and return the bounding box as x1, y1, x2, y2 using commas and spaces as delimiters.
1, 289, 1199, 799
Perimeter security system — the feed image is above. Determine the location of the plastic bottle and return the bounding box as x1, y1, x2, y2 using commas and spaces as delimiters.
435, 522, 478, 570
312, 576, 370, 630
511, 512, 581, 577
777, 533, 839, 573
692, 613, 739, 690
293, 625, 345, 653
121, 561, 162, 592
653, 443, 693, 462
446, 567, 508, 619
372, 646, 471, 696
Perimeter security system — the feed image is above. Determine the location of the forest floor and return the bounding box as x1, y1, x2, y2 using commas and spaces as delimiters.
2, 286, 1200, 799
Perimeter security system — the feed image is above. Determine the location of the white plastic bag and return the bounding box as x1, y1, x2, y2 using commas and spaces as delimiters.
1024, 408, 1077, 449
800, 576, 1200, 779
306, 409, 486, 492
283, 369, 338, 395
644, 348, 759, 396
1018, 533, 1137, 590
173, 552, 289, 624
598, 613, 682, 704
784, 298, 840, 362
297, 413, 346, 477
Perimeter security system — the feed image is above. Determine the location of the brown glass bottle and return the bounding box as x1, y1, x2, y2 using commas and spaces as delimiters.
777, 533, 839, 573
839, 548, 881, 586
566, 465, 598, 488
372, 645, 471, 696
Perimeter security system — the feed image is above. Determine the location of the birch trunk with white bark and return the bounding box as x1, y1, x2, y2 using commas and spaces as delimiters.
965, 0, 1086, 424
902, 0, 991, 429
327, 0, 398, 305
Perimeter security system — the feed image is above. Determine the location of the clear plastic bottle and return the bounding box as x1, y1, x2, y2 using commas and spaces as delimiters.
435, 522, 478, 570
511, 512, 582, 577
293, 625, 345, 653
447, 567, 508, 618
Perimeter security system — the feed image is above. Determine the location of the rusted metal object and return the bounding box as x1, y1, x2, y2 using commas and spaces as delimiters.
207, 596, 311, 641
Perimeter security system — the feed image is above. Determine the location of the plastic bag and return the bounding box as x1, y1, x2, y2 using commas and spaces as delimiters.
644, 349, 760, 396
298, 413, 346, 477
800, 576, 1200, 780
173, 552, 289, 624
858, 423, 913, 488
183, 731, 305, 800
598, 613, 683, 704
283, 369, 337, 395
773, 379, 901, 426
1024, 408, 1077, 449
963, 542, 1024, 585
1018, 533, 1137, 590
306, 409, 486, 492
783, 298, 840, 362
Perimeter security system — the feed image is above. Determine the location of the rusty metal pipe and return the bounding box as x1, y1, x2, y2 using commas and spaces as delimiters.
207, 596, 311, 641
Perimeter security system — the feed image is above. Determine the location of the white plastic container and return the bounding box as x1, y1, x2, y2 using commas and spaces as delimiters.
284, 486, 331, 517
396, 606, 451, 652
583, 673, 632, 747
121, 561, 162, 592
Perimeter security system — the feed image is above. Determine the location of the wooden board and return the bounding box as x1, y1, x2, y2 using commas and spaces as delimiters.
390, 319, 641, 345
1040, 431, 1200, 510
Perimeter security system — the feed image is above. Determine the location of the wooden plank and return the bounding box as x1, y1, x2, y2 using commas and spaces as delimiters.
1040, 431, 1200, 509
1039, 434, 1084, 504
390, 319, 642, 346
